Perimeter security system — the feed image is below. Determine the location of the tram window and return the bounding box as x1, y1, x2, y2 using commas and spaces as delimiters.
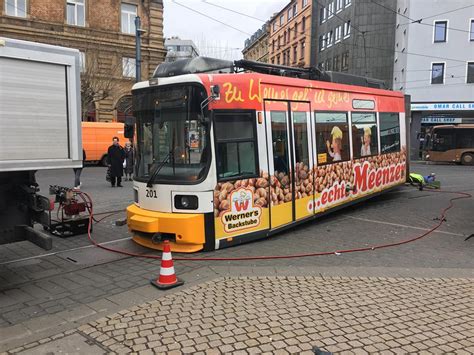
315, 112, 350, 164
380, 113, 400, 153
271, 111, 290, 176
293, 112, 309, 167
351, 112, 378, 158
214, 112, 258, 180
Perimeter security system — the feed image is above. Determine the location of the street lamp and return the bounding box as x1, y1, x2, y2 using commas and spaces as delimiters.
135, 16, 147, 82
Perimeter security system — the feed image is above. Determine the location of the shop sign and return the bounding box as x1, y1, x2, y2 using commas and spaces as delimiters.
421, 117, 462, 124
411, 103, 474, 111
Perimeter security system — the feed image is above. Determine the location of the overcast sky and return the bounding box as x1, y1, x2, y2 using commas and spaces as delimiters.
163, 0, 288, 60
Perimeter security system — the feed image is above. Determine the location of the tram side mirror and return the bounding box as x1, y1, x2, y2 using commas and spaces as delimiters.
124, 117, 135, 139
211, 85, 220, 99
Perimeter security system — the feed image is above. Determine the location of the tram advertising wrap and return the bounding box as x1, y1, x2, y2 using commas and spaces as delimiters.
127, 64, 408, 253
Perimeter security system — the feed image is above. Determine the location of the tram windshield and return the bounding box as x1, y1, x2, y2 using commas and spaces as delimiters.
133, 84, 210, 183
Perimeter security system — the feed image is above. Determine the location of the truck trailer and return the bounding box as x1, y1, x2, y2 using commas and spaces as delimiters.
0, 37, 82, 249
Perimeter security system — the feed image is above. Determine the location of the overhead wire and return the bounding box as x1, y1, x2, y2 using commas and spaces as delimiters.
199, 0, 470, 68
366, 0, 471, 34
171, 0, 253, 36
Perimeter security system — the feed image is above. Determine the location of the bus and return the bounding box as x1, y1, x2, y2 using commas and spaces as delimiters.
126, 58, 409, 253
425, 124, 474, 165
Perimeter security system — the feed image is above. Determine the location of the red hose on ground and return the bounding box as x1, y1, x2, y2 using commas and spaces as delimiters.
80, 190, 471, 262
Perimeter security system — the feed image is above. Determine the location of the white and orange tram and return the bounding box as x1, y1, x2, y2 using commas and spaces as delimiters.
126, 58, 409, 252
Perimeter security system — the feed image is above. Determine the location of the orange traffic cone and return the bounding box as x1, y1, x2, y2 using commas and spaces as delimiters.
150, 240, 184, 290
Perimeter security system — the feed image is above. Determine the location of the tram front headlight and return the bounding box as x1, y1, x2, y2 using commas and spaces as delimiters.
174, 195, 198, 210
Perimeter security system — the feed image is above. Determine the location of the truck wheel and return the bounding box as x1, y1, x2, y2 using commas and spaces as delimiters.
100, 155, 108, 166
461, 153, 474, 165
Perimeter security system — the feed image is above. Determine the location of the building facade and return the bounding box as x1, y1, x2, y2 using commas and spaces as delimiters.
0, 0, 165, 122
242, 23, 269, 62
165, 37, 199, 62
315, 0, 396, 86
268, 0, 315, 67
394, 0, 474, 160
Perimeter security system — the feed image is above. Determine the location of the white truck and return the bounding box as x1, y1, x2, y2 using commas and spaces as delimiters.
0, 37, 82, 249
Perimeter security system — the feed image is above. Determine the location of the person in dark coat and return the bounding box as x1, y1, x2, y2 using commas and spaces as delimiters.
124, 141, 134, 181
107, 137, 126, 187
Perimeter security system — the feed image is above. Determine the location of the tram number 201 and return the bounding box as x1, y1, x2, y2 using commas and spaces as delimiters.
145, 189, 158, 198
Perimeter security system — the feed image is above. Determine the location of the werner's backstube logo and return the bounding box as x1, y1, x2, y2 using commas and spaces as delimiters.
221, 189, 261, 233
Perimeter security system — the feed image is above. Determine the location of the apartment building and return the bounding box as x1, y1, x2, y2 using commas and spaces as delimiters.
0, 0, 165, 122
242, 23, 269, 63
394, 0, 474, 159
315, 0, 397, 86
268, 0, 315, 67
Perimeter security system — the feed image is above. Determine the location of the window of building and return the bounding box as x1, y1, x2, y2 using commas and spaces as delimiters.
467, 62, 474, 83
121, 3, 137, 34
280, 14, 284, 26
283, 52, 287, 65
303, 0, 308, 7
287, 7, 293, 20
352, 112, 378, 158
302, 16, 306, 31
335, 25, 341, 43
326, 58, 332, 70
272, 40, 275, 52
380, 113, 400, 153
122, 57, 136, 78
66, 0, 85, 26
342, 51, 349, 71
273, 22, 277, 32
319, 35, 324, 52
5, 0, 27, 17
292, 3, 297, 16
79, 51, 86, 73
333, 55, 340, 71
300, 41, 305, 58
344, 0, 351, 7
320, 7, 326, 24
327, 30, 334, 47
433, 20, 447, 42
431, 63, 445, 84
344, 20, 351, 38
470, 20, 474, 41
328, 1, 334, 18
294, 25, 298, 39
215, 112, 258, 180
315, 112, 350, 164
336, 0, 343, 13
293, 46, 297, 63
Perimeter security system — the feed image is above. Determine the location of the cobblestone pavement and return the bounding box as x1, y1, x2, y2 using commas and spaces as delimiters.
4, 275, 474, 354
1, 163, 474, 351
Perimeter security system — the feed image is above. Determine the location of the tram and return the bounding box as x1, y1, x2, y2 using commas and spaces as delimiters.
126, 58, 409, 252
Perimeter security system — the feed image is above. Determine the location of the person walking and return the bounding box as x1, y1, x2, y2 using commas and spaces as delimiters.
107, 137, 125, 187
124, 141, 134, 181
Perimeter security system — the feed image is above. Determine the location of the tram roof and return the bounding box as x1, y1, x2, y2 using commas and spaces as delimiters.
154, 57, 392, 88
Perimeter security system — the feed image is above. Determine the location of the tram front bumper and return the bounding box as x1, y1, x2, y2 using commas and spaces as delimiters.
126, 204, 205, 253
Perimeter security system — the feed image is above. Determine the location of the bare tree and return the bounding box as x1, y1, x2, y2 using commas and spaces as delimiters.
80, 47, 124, 121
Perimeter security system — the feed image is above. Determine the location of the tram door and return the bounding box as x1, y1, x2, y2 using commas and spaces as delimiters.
266, 100, 312, 230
